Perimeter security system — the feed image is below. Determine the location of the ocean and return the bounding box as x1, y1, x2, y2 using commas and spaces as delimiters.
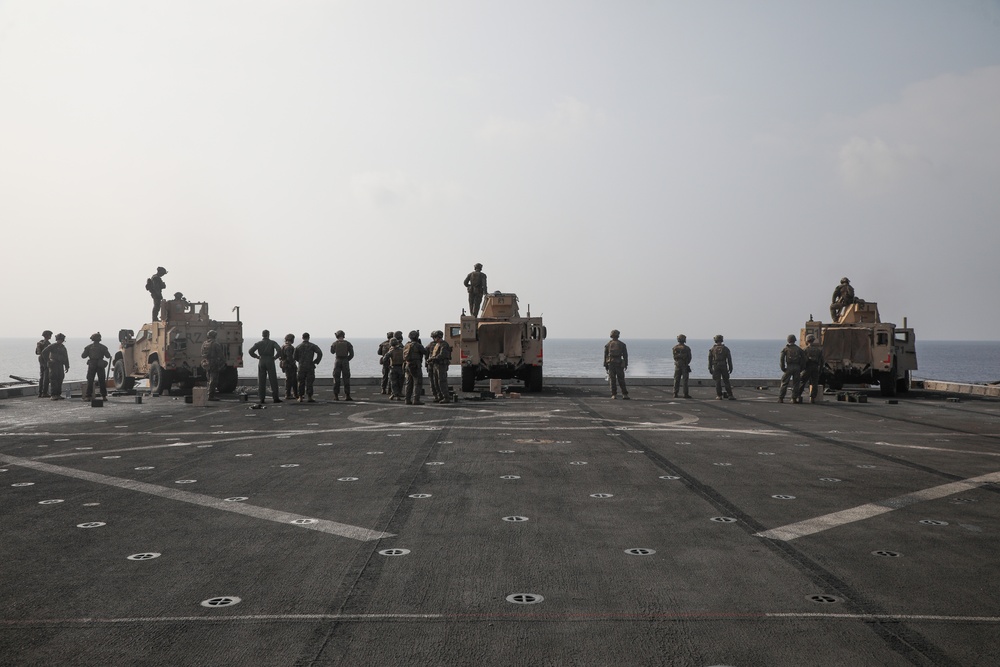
3, 337, 999, 386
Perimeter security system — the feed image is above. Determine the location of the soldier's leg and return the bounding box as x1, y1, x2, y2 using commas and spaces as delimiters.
723, 371, 734, 398
779, 372, 790, 401
381, 364, 390, 394
404, 366, 414, 403
391, 367, 403, 399
673, 368, 681, 397
257, 366, 268, 402
343, 363, 352, 399
97, 366, 107, 398
437, 365, 449, 401
85, 366, 96, 400
50, 368, 64, 398
332, 362, 341, 398
681, 369, 690, 397
617, 368, 628, 398
792, 369, 803, 402
39, 361, 48, 396
268, 366, 280, 401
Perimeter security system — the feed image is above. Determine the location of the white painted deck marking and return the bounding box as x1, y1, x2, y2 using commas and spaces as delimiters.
756, 470, 1000, 541
873, 440, 1000, 457
0, 454, 393, 542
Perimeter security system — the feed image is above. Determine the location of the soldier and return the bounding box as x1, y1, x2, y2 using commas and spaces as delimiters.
164, 292, 188, 321
40, 333, 70, 400
425, 331, 440, 401
294, 332, 323, 402
330, 330, 355, 401
801, 333, 825, 404
382, 338, 406, 400
604, 330, 630, 400
403, 330, 426, 405
708, 334, 735, 400
464, 263, 488, 317
830, 277, 855, 322
377, 331, 394, 395
249, 330, 283, 404
778, 334, 806, 403
672, 334, 692, 399
429, 330, 452, 403
280, 334, 299, 400
146, 266, 167, 322
35, 330, 52, 398
200, 330, 227, 400
82, 332, 112, 401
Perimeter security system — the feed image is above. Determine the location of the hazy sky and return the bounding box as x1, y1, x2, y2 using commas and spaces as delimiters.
3, 1, 999, 341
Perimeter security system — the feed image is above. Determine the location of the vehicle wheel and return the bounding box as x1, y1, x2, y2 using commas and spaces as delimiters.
113, 359, 136, 392
896, 370, 911, 394
526, 366, 543, 392
461, 366, 476, 393
149, 361, 172, 396
218, 366, 239, 394
879, 370, 898, 397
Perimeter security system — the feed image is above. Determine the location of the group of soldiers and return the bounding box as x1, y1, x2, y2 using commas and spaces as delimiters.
240, 329, 453, 406
34, 330, 112, 401
604, 330, 825, 404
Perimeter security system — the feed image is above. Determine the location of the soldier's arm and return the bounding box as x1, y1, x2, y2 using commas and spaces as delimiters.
346, 344, 354, 361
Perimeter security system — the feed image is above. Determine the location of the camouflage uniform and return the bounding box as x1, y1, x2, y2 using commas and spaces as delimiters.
381, 339, 405, 400
830, 278, 855, 322
429, 332, 451, 403
425, 336, 440, 400
249, 331, 283, 404
330, 332, 355, 400
708, 336, 735, 400
82, 334, 111, 400
147, 267, 167, 322
35, 332, 52, 397
293, 335, 323, 402
604, 330, 629, 399
672, 335, 692, 398
464, 264, 488, 317
801, 335, 825, 403
778, 335, 806, 403
403, 332, 425, 405
280, 335, 298, 399
377, 332, 394, 395
201, 332, 227, 400
41, 335, 69, 400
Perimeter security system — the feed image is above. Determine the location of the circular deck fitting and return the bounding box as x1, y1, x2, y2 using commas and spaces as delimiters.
425, 462, 444, 466
437, 441, 453, 444
659, 476, 681, 480
807, 595, 841, 604
337, 477, 359, 482
276, 436, 291, 439
318, 443, 333, 446
0, 469, 7, 473
497, 433, 511, 436
500, 475, 521, 480
771, 495, 796, 500
83, 503, 100, 507
77, 522, 106, 528
713, 463, 732, 467
409, 494, 432, 499
857, 464, 876, 469
569, 461, 588, 465
235, 453, 253, 457
515, 439, 554, 444
307, 423, 319, 426
502, 516, 529, 522
795, 443, 811, 447
366, 451, 384, 455
872, 550, 902, 557
386, 434, 401, 437
952, 497, 977, 504
210, 425, 223, 428
379, 549, 410, 556
102, 456, 121, 459
291, 519, 317, 525
675, 442, 691, 445
627, 450, 645, 454
11, 482, 35, 487
135, 466, 155, 470
201, 596, 241, 608
279, 464, 299, 468
919, 519, 949, 526
127, 553, 161, 561
607, 433, 621, 437
506, 593, 543, 605
166, 438, 181, 441
590, 493, 614, 498
555, 441, 573, 444
175, 480, 196, 484
757, 452, 775, 456
75, 447, 93, 451
224, 497, 248, 502
710, 517, 738, 523
38, 499, 64, 505
498, 450, 515, 454
196, 445, 213, 448
819, 478, 841, 482
54, 439, 69, 442
624, 548, 656, 556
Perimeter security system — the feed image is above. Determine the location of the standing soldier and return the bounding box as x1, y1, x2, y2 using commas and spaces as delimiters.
377, 331, 394, 395
672, 334, 692, 399
294, 333, 323, 402
708, 335, 735, 400
146, 266, 167, 322
330, 330, 355, 401
200, 330, 227, 401
82, 333, 112, 401
463, 263, 488, 317
35, 330, 52, 398
830, 277, 855, 322
382, 338, 406, 401
802, 333, 825, 404
403, 330, 426, 405
425, 331, 440, 401
429, 330, 452, 403
249, 330, 283, 404
604, 330, 630, 400
41, 333, 70, 400
280, 334, 299, 400
779, 334, 807, 403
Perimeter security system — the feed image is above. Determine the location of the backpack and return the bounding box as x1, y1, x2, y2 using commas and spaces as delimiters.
145, 277, 154, 292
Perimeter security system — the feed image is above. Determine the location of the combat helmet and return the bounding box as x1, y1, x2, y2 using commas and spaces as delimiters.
285, 334, 295, 342
677, 334, 686, 343
408, 330, 419, 341
714, 334, 724, 343
787, 334, 796, 343
610, 329, 620, 338
335, 330, 345, 338
806, 334, 816, 342
207, 330, 218, 339
42, 330, 52, 337
90, 332, 101, 342
841, 277, 850, 284
55, 333, 66, 341
474, 263, 483, 270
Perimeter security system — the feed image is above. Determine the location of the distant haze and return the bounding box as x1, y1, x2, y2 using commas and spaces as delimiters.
2, 1, 999, 341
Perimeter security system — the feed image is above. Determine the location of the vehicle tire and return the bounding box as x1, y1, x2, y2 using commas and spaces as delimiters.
526, 366, 543, 393
218, 366, 239, 394
113, 359, 136, 392
461, 366, 476, 393
879, 370, 898, 397
149, 361, 172, 396
896, 370, 911, 394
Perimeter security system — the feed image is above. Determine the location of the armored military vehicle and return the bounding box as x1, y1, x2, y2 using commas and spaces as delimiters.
445, 291, 546, 393
114, 296, 243, 395
801, 300, 916, 397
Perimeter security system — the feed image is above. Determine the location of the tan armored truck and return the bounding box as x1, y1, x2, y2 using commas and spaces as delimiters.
113, 296, 243, 396
445, 291, 546, 393
801, 300, 917, 397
